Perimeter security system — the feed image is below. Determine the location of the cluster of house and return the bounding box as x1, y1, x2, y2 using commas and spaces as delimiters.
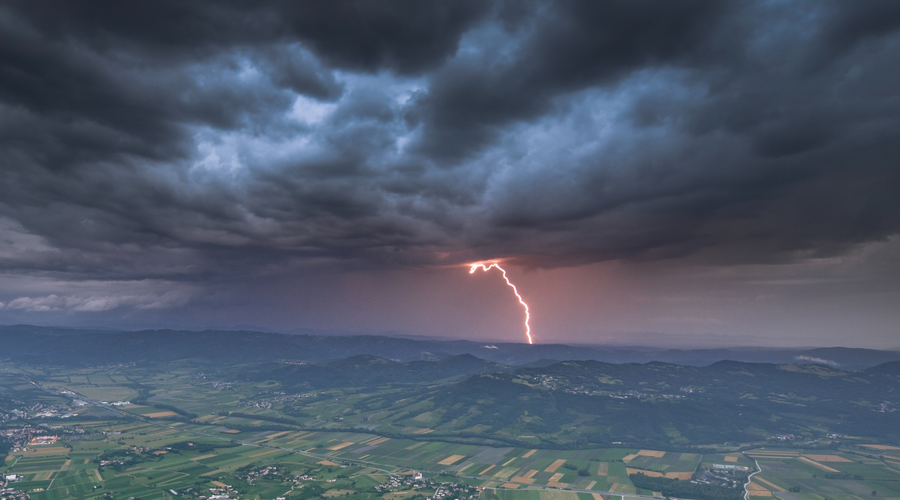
1, 476, 28, 500
603, 391, 685, 400
0, 486, 29, 500
5, 403, 76, 420
694, 467, 746, 489
207, 484, 236, 499
430, 482, 478, 500
0, 426, 65, 453
236, 466, 279, 485
373, 475, 476, 500
712, 463, 751, 472
27, 435, 57, 446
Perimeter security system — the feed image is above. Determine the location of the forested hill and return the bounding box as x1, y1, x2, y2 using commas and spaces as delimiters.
1, 324, 899, 369
352, 358, 900, 448
239, 354, 505, 389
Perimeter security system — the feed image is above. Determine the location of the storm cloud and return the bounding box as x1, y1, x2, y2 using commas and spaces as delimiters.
1, 1, 899, 340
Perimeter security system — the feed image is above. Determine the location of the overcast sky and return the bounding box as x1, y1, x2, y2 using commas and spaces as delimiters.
1, 1, 899, 348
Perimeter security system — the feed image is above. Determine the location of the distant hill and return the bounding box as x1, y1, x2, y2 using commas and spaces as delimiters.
866, 361, 900, 375
366, 359, 900, 447
1, 324, 898, 369
241, 354, 504, 389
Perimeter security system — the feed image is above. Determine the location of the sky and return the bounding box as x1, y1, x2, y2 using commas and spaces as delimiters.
1, 1, 899, 348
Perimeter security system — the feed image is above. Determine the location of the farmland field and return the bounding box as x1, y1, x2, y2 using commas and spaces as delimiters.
2, 349, 900, 500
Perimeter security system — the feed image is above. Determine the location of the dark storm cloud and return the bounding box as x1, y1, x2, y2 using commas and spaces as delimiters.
409, 0, 727, 159
1, 0, 900, 294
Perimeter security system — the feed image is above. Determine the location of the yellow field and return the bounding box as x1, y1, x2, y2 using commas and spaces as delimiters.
665, 472, 694, 480
494, 467, 519, 480
510, 475, 535, 484
480, 465, 496, 475
608, 483, 620, 493
224, 429, 241, 434
804, 454, 852, 462
60, 459, 71, 471
24, 447, 69, 456
502, 483, 520, 489
366, 437, 390, 446
724, 456, 738, 462
755, 477, 787, 492
317, 460, 339, 466
637, 449, 666, 458
414, 428, 434, 434
862, 444, 900, 451
748, 482, 772, 497
92, 469, 102, 482
547, 474, 568, 487
287, 432, 316, 444
522, 449, 537, 458
327, 441, 355, 451
592, 494, 603, 500
545, 459, 566, 472
797, 456, 839, 472
622, 454, 638, 462
626, 467, 663, 478
33, 471, 55, 481
249, 449, 281, 458
191, 454, 217, 461
747, 451, 799, 457
211, 481, 229, 487
596, 462, 608, 475
438, 454, 466, 465
144, 411, 179, 418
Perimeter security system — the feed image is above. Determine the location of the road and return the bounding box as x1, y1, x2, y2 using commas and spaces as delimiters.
742, 454, 762, 500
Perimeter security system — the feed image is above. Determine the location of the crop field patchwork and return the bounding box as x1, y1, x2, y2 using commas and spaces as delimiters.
751, 448, 900, 500
3, 360, 900, 500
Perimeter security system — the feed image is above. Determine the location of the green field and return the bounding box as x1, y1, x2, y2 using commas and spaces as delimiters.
3, 357, 900, 500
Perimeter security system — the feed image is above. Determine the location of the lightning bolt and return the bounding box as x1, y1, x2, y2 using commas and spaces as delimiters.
468, 261, 533, 344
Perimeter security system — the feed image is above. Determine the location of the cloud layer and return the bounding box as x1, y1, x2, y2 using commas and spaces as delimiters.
1, 1, 899, 335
